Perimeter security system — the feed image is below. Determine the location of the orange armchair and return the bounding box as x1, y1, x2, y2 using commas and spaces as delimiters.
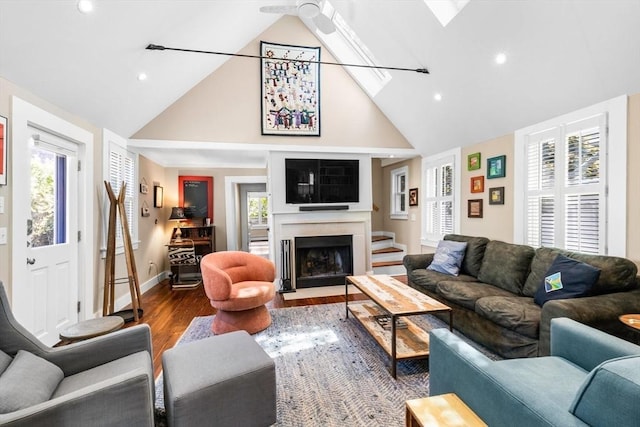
200, 251, 276, 334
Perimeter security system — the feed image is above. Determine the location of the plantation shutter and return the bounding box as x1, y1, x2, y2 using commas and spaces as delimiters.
108, 143, 136, 246
424, 157, 454, 241
563, 116, 604, 254
523, 114, 606, 254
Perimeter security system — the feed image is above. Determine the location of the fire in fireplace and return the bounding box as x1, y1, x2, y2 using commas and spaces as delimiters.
295, 235, 353, 288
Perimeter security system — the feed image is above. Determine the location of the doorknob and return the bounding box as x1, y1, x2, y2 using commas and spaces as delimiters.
26, 258, 36, 265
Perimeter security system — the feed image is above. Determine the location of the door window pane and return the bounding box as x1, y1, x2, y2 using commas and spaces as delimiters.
30, 146, 67, 247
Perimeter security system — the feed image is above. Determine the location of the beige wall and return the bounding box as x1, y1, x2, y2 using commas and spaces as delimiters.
625, 93, 640, 265
380, 157, 423, 254
460, 134, 514, 242
162, 167, 267, 253
133, 16, 412, 151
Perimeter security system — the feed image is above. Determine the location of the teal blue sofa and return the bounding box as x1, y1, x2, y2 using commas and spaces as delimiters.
429, 318, 640, 426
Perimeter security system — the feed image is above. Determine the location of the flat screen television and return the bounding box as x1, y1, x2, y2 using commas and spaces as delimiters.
285, 158, 359, 204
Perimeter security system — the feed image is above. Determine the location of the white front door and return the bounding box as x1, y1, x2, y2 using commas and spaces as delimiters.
25, 130, 79, 345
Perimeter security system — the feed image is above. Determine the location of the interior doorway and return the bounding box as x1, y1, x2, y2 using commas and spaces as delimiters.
247, 191, 269, 258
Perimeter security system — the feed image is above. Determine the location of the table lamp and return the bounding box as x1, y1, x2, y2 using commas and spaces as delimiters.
169, 207, 187, 242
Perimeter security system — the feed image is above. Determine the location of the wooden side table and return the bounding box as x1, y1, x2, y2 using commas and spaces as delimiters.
59, 316, 125, 344
619, 314, 640, 331
406, 393, 487, 427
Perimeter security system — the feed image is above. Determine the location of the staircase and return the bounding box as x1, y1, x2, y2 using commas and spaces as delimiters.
371, 232, 406, 276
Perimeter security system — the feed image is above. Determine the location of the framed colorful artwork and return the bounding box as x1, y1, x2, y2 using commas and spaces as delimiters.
489, 187, 505, 205
487, 155, 506, 179
179, 176, 213, 220
0, 115, 6, 185
260, 41, 321, 136
470, 176, 484, 193
468, 199, 483, 218
468, 152, 481, 171
409, 188, 418, 206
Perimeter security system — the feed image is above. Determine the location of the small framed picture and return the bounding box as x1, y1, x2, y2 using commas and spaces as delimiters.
470, 176, 484, 193
409, 188, 418, 206
489, 187, 505, 205
468, 199, 483, 218
468, 152, 481, 171
487, 155, 506, 179
139, 183, 149, 194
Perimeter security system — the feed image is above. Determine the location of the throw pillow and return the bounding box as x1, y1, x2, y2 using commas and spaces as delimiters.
427, 240, 468, 276
0, 350, 64, 413
0, 350, 11, 375
533, 254, 601, 306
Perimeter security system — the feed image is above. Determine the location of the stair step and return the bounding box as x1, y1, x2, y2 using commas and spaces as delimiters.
372, 260, 404, 268
372, 235, 393, 243
372, 247, 403, 255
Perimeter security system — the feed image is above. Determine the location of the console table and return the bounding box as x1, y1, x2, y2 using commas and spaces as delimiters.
168, 225, 215, 289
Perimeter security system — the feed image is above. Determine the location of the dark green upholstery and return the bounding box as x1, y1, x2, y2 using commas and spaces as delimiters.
404, 234, 640, 358
477, 240, 535, 294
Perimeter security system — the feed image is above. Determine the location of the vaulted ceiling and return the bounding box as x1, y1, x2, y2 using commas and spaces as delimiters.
1, 0, 639, 167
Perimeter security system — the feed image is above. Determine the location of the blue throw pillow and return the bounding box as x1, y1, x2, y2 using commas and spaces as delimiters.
534, 254, 601, 306
427, 240, 468, 276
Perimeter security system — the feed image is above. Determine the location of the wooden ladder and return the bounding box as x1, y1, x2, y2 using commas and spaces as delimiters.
103, 181, 143, 321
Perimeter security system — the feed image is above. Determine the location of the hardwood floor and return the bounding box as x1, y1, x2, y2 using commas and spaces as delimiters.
122, 279, 393, 377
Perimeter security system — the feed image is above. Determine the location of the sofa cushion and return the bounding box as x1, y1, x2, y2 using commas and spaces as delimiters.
475, 296, 541, 339
0, 350, 11, 375
522, 247, 565, 297
533, 254, 601, 306
409, 269, 478, 293
567, 251, 638, 295
570, 355, 640, 426
443, 234, 489, 277
427, 240, 468, 276
0, 350, 64, 413
477, 240, 535, 294
436, 281, 514, 311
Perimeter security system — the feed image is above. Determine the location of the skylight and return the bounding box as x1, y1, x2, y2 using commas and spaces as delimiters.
423, 0, 470, 27
309, 1, 392, 98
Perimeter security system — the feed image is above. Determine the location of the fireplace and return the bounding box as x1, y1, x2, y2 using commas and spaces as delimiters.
295, 235, 353, 288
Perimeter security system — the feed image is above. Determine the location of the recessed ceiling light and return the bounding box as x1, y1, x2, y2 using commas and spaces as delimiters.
434, 93, 442, 101
77, 0, 93, 14
137, 73, 148, 81
495, 52, 507, 65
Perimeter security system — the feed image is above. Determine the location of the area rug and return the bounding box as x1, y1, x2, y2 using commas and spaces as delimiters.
281, 284, 361, 300
155, 303, 497, 426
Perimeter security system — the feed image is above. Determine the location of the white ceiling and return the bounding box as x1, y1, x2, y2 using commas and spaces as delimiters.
1, 0, 639, 167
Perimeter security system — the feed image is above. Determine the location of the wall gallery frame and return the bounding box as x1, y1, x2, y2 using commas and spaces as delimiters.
468, 152, 481, 171
470, 176, 484, 193
260, 41, 321, 136
468, 199, 483, 218
487, 155, 506, 179
409, 188, 419, 206
0, 115, 7, 185
489, 187, 505, 205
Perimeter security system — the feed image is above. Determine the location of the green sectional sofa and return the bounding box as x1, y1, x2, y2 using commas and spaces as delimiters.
404, 234, 640, 358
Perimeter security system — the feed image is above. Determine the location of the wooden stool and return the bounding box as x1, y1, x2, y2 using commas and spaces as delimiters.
406, 393, 487, 427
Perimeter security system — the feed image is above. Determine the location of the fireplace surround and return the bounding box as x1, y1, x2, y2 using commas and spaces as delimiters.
295, 235, 353, 288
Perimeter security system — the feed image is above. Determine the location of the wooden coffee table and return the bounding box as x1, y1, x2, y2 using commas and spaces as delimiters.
345, 274, 452, 378
406, 393, 487, 427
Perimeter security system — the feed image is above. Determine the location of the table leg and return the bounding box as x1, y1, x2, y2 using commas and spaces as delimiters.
345, 278, 349, 319
391, 314, 397, 379
449, 311, 453, 332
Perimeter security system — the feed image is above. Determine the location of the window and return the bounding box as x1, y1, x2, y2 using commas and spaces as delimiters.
248, 192, 268, 227
423, 153, 457, 245
102, 129, 138, 252
515, 95, 627, 256
311, 1, 392, 97
390, 166, 408, 219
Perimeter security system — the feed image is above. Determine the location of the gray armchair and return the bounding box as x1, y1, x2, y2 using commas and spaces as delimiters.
0, 282, 155, 426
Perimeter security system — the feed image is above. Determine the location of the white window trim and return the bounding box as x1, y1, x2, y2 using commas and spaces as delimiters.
390, 165, 409, 220
101, 128, 139, 256
421, 147, 461, 247
514, 95, 627, 256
